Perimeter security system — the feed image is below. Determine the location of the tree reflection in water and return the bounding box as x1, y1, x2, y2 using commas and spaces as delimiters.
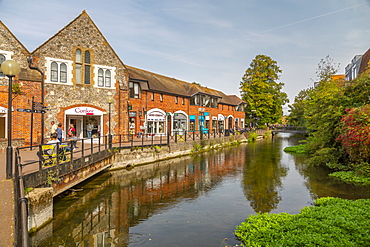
242, 138, 288, 213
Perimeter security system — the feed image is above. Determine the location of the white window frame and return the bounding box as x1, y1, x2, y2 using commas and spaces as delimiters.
0, 51, 13, 78
93, 65, 115, 89
45, 57, 73, 85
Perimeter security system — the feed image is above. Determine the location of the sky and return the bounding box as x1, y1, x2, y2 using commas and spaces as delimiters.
1, 0, 369, 114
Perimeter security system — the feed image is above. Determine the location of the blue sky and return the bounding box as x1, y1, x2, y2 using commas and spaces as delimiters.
1, 0, 369, 113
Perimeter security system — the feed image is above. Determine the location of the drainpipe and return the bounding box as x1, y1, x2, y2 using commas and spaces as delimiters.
27, 56, 45, 144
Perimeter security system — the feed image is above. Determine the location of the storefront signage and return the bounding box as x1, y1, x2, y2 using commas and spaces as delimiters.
65, 107, 103, 116
129, 111, 137, 117
147, 112, 165, 121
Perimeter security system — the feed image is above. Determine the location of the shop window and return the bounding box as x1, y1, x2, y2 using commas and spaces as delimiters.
129, 82, 141, 98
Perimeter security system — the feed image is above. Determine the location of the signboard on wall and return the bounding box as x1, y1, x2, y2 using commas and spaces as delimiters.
65, 107, 103, 116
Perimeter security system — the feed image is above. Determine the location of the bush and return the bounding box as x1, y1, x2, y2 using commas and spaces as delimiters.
235, 197, 370, 246
247, 132, 258, 142
283, 144, 308, 154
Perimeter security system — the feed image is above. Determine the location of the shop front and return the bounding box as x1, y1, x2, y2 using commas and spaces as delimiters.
146, 109, 166, 136
173, 111, 187, 135
218, 114, 225, 133
65, 106, 103, 141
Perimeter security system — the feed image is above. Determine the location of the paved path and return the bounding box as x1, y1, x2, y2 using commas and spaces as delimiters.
0, 153, 15, 247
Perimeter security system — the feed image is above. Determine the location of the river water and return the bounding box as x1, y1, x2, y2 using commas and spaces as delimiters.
31, 133, 370, 247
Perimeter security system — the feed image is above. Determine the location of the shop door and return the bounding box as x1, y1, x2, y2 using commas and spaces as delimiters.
67, 116, 83, 139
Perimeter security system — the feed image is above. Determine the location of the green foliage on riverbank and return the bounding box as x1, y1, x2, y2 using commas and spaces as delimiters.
287, 56, 370, 183
283, 143, 308, 154
235, 197, 370, 246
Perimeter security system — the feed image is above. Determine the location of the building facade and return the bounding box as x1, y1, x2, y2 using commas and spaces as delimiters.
0, 11, 245, 147
345, 48, 370, 81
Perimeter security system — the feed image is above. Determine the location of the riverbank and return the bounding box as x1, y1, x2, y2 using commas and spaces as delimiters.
236, 197, 370, 246
110, 134, 249, 170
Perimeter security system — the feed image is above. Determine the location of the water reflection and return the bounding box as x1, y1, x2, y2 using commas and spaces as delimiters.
31, 133, 370, 247
242, 138, 288, 213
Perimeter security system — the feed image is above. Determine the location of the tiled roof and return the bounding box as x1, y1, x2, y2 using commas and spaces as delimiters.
126, 66, 245, 106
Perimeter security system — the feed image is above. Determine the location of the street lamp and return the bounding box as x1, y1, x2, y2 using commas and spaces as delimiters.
106, 96, 114, 149
1, 60, 21, 179
198, 107, 205, 140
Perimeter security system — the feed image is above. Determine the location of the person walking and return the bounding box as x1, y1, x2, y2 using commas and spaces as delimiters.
56, 123, 63, 143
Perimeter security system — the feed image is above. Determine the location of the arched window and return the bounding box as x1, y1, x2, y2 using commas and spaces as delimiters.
76, 49, 82, 63
75, 49, 92, 85
105, 70, 111, 87
75, 49, 82, 84
60, 63, 67, 83
51, 62, 58, 82
0, 54, 5, 77
84, 51, 91, 84
98, 68, 104, 87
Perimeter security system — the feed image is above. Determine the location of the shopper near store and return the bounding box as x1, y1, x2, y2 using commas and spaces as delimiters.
50, 121, 57, 135
87, 122, 94, 139
56, 123, 63, 143
67, 124, 77, 149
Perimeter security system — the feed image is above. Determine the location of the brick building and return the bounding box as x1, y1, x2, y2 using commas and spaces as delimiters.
0, 11, 245, 146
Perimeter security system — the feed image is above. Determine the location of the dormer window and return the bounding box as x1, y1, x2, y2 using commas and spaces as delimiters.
129, 82, 141, 98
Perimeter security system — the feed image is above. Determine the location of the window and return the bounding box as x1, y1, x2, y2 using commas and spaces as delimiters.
151, 92, 154, 101
129, 82, 141, 98
50, 61, 68, 83
75, 48, 92, 85
160, 93, 163, 102
182, 97, 185, 105
98, 69, 104, 87
60, 63, 67, 83
105, 70, 111, 87
0, 54, 5, 77
51, 62, 58, 82
175, 96, 178, 104
95, 67, 114, 88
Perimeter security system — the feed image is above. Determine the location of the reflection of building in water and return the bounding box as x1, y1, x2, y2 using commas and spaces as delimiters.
32, 148, 246, 246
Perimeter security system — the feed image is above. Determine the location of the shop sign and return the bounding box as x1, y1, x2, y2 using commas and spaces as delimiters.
66, 107, 103, 116
147, 112, 165, 121
129, 111, 137, 117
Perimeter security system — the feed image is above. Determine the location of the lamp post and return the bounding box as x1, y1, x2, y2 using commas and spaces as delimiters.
106, 97, 114, 149
27, 56, 45, 144
1, 60, 21, 179
198, 107, 205, 140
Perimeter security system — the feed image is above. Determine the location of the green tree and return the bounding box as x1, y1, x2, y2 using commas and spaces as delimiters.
287, 87, 313, 126
302, 56, 345, 165
240, 55, 288, 125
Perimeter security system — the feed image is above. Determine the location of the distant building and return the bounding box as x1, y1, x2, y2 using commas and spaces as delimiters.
345, 48, 370, 81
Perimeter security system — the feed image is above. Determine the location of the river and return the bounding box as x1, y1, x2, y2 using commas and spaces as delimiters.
30, 133, 370, 246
